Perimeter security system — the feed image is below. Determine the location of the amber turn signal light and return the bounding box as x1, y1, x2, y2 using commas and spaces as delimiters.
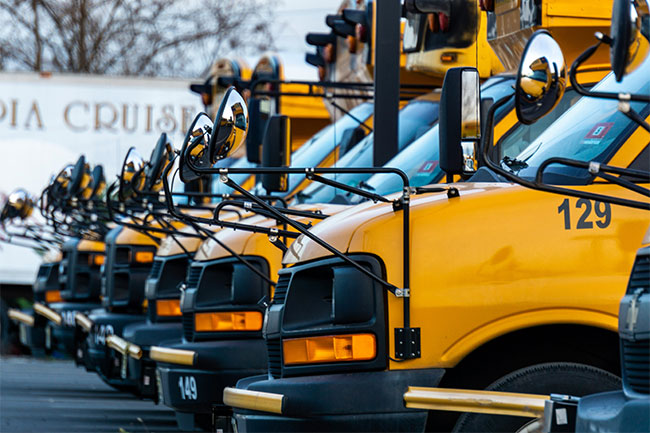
440, 52, 457, 63
133, 251, 154, 263
282, 333, 376, 365
156, 299, 181, 317
89, 254, 105, 266
194, 311, 263, 332
45, 290, 63, 303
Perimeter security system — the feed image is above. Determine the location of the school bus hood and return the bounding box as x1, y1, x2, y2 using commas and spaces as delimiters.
154, 210, 240, 257
282, 182, 648, 265
194, 203, 350, 262
78, 239, 105, 252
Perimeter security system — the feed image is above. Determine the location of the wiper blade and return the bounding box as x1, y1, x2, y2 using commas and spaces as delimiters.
358, 180, 375, 191
296, 190, 312, 201
501, 156, 528, 171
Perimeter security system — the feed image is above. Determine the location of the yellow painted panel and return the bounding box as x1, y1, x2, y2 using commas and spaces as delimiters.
77, 239, 105, 252
322, 182, 650, 370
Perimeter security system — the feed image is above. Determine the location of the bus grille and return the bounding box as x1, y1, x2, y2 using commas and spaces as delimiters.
622, 339, 649, 394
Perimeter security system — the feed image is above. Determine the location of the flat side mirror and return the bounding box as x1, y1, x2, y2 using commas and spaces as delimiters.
245, 98, 272, 163
515, 30, 566, 125
439, 67, 481, 178
208, 87, 249, 164
610, 0, 650, 82
89, 165, 106, 199
118, 147, 145, 201
146, 133, 174, 192
261, 115, 291, 193
68, 155, 90, 199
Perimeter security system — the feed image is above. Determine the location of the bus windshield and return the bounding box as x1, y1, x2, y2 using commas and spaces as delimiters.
295, 97, 440, 204
513, 57, 650, 184
250, 102, 374, 196
348, 77, 515, 201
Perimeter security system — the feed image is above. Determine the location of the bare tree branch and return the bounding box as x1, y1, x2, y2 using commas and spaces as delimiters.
0, 0, 277, 77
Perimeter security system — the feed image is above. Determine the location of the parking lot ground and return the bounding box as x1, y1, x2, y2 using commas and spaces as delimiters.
0, 356, 179, 433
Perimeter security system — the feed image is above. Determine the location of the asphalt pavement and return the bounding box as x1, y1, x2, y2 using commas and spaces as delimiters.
0, 356, 179, 433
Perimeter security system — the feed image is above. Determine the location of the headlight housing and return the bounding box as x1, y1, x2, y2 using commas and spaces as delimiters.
266, 255, 388, 378
181, 256, 271, 342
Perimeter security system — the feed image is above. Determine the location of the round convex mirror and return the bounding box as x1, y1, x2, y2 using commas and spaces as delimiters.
52, 165, 74, 202
89, 165, 106, 199
118, 147, 146, 201
208, 86, 249, 164
611, 0, 650, 81
180, 113, 214, 183
146, 133, 174, 192
1, 189, 34, 220
515, 30, 566, 125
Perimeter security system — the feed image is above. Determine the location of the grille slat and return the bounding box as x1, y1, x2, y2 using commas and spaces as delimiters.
267, 273, 289, 378
627, 255, 650, 294
622, 339, 650, 394
267, 339, 282, 378
272, 274, 290, 305
149, 260, 163, 280
182, 313, 194, 342
186, 266, 202, 289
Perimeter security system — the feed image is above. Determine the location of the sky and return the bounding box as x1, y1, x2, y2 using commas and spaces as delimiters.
233, 0, 345, 80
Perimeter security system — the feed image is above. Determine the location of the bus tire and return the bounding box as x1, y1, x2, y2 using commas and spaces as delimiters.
452, 362, 621, 433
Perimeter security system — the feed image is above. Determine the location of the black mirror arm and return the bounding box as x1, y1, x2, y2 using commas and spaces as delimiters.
185, 152, 414, 331
482, 97, 650, 210
619, 102, 650, 132
210, 201, 302, 237
214, 199, 328, 221
221, 175, 401, 295
535, 157, 650, 197
570, 39, 650, 102
2, 227, 56, 248
103, 183, 173, 242
212, 200, 314, 233
161, 159, 298, 238
306, 173, 390, 203
188, 221, 277, 287
0, 234, 49, 252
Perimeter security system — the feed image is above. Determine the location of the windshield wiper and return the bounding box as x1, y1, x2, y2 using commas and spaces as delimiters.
296, 190, 312, 202
330, 100, 373, 132
358, 180, 376, 191
502, 156, 529, 172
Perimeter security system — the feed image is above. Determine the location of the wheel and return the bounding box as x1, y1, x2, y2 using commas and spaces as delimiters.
453, 362, 621, 432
